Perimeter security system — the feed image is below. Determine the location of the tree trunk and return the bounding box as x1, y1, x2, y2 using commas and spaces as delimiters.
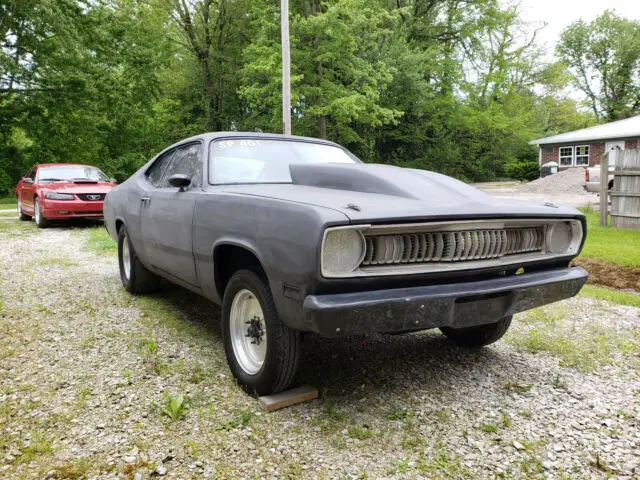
318, 115, 327, 139
202, 57, 216, 131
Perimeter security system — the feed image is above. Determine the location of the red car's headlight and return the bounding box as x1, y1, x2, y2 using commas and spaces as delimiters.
45, 192, 75, 200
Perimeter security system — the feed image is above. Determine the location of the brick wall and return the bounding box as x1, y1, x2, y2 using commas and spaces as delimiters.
540, 146, 558, 165
625, 139, 639, 149
588, 143, 605, 167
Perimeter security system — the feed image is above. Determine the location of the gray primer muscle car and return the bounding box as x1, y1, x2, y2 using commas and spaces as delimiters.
104, 132, 588, 395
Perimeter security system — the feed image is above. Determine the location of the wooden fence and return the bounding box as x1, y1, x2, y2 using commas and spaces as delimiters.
600, 149, 640, 229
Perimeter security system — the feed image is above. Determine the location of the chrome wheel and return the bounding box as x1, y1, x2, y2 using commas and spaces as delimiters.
122, 234, 131, 280
17, 202, 22, 219
35, 200, 41, 224
229, 289, 267, 375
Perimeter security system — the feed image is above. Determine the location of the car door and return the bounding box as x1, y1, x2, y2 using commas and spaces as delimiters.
137, 148, 177, 263
143, 142, 203, 286
19, 168, 37, 214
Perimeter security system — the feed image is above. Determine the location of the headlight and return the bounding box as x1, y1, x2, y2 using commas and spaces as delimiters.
45, 192, 75, 200
321, 227, 366, 277
546, 220, 582, 254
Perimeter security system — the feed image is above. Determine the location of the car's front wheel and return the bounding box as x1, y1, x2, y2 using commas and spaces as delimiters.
117, 225, 161, 294
17, 200, 31, 221
440, 315, 512, 347
34, 198, 50, 228
222, 269, 301, 395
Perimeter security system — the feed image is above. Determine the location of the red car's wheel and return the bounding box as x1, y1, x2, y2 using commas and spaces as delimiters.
17, 200, 31, 221
34, 198, 50, 228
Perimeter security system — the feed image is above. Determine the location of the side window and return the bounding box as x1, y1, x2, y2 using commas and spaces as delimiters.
146, 150, 175, 187
28, 168, 36, 180
158, 143, 202, 188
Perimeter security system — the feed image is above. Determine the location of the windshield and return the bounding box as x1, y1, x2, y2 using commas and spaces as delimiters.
38, 165, 109, 183
209, 138, 359, 184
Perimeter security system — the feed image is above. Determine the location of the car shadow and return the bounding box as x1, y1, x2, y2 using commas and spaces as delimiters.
151, 283, 523, 401
47, 218, 105, 229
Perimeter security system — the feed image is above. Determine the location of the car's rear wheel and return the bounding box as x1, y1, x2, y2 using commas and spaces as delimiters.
222, 268, 301, 395
117, 225, 161, 294
34, 198, 50, 228
440, 315, 512, 347
17, 200, 31, 221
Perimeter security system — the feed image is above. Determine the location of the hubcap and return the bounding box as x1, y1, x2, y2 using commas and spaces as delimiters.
122, 234, 131, 280
35, 201, 41, 223
17, 202, 22, 219
230, 289, 267, 375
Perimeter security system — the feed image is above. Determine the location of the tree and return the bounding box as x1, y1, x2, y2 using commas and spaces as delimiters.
557, 11, 640, 121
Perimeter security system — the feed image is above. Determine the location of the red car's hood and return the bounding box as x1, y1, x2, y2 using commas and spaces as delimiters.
40, 181, 115, 194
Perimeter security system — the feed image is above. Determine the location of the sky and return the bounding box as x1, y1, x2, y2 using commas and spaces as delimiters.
519, 0, 640, 57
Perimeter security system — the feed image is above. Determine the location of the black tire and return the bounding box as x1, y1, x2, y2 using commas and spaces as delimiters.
222, 268, 301, 395
34, 197, 50, 228
440, 315, 512, 347
117, 225, 161, 294
17, 200, 31, 221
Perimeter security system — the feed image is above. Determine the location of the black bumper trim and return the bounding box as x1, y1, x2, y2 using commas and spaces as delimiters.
302, 267, 588, 336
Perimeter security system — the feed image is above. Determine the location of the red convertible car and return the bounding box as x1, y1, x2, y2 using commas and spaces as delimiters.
15, 163, 116, 228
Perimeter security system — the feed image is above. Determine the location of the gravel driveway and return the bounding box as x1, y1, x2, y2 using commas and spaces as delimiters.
0, 219, 638, 479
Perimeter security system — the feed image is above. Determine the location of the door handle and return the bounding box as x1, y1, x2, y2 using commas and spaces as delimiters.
141, 196, 151, 206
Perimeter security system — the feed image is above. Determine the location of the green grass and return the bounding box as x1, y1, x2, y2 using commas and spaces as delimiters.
578, 207, 640, 268
0, 196, 17, 207
84, 226, 117, 255
508, 305, 639, 371
580, 285, 640, 308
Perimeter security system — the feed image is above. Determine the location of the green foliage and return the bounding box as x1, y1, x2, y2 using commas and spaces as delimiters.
0, 0, 606, 190
161, 392, 188, 421
217, 410, 255, 431
557, 11, 640, 121
504, 161, 540, 181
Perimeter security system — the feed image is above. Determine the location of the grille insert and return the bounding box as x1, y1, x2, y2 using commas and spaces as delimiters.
361, 226, 545, 266
77, 193, 106, 201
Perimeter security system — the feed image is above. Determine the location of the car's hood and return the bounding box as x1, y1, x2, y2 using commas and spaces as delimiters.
223, 163, 583, 223
40, 181, 115, 194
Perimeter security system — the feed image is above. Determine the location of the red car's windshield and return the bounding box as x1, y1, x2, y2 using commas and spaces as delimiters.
38, 166, 109, 183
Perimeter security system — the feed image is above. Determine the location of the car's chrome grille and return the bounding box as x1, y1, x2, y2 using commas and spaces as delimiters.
361, 226, 545, 266
77, 193, 106, 201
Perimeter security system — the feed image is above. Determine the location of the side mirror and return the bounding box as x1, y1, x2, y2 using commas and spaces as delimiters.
110, 178, 118, 184
22, 178, 34, 184
168, 173, 191, 192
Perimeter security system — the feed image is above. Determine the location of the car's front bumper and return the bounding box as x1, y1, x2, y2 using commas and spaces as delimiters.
584, 182, 599, 193
302, 267, 587, 336
42, 199, 104, 219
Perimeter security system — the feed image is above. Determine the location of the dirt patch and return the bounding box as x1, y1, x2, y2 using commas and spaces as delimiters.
573, 257, 640, 291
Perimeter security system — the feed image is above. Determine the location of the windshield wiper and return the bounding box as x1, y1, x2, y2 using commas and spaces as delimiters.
40, 178, 64, 182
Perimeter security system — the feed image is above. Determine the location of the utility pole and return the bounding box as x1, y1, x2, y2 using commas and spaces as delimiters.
281, 0, 291, 135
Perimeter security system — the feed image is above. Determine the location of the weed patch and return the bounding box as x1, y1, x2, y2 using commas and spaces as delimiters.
161, 392, 188, 421
507, 306, 640, 371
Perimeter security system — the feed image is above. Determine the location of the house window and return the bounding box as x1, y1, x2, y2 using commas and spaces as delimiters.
575, 145, 589, 166
559, 147, 574, 166
541, 146, 553, 155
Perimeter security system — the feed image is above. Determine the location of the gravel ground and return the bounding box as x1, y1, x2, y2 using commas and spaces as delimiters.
475, 169, 599, 208
0, 219, 639, 479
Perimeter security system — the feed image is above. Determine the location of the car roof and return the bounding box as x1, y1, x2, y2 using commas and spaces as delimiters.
171, 131, 342, 149
35, 163, 103, 169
